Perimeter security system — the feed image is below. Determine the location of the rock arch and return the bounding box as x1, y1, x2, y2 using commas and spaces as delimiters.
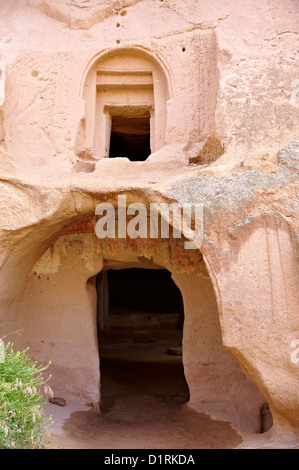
2, 198, 267, 434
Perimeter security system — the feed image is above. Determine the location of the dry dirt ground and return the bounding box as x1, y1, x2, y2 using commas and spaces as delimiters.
45, 339, 244, 449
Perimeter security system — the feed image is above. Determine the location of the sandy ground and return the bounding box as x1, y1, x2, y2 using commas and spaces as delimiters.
45, 339, 244, 449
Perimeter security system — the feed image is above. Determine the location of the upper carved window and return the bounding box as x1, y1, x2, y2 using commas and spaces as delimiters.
79, 49, 169, 165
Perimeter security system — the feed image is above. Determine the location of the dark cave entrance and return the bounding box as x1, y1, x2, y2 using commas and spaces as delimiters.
108, 114, 151, 162
96, 267, 189, 411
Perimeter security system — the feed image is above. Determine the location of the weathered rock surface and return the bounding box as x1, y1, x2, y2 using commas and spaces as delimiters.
0, 0, 298, 448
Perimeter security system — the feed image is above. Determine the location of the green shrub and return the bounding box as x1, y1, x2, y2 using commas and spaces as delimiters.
0, 343, 52, 449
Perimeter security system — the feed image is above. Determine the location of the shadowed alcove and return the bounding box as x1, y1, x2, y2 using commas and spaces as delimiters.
96, 267, 189, 412
108, 108, 151, 161
76, 47, 170, 169
6, 214, 272, 441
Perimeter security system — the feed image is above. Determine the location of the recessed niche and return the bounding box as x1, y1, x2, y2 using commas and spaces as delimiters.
85, 50, 169, 161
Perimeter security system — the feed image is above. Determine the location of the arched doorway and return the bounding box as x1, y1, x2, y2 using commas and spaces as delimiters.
9, 213, 269, 438
76, 47, 170, 170
96, 266, 189, 412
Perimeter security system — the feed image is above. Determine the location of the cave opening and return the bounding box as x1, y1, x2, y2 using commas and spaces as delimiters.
109, 114, 151, 161
96, 267, 189, 411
